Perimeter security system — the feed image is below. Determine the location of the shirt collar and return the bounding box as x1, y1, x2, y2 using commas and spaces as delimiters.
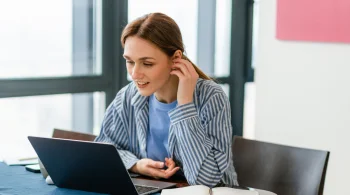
131, 90, 149, 109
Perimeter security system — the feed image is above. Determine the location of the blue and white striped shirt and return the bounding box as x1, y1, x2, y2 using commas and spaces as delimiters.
95, 78, 238, 187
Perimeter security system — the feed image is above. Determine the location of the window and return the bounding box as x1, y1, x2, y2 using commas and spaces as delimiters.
0, 0, 102, 78
0, 92, 105, 160
214, 0, 232, 77
0, 0, 114, 161
243, 0, 259, 139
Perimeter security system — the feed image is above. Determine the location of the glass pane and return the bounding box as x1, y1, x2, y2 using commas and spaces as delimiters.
243, 0, 259, 138
128, 0, 198, 64
214, 0, 232, 77
0, 92, 105, 161
0, 0, 102, 78
243, 82, 256, 139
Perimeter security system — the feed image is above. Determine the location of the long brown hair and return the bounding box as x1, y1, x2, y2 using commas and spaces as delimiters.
121, 12, 212, 80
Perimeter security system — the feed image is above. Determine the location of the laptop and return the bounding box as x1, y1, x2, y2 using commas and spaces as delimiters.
28, 136, 177, 195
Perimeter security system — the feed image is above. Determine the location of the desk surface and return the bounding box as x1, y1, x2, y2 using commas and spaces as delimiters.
0, 162, 161, 195
0, 163, 276, 195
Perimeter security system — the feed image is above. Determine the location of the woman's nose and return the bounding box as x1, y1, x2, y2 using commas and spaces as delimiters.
131, 65, 143, 80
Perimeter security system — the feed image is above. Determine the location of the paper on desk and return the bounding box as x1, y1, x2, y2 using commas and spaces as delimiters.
1, 140, 38, 165
3, 157, 38, 166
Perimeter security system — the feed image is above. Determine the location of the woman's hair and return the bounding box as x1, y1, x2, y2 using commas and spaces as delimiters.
121, 12, 212, 80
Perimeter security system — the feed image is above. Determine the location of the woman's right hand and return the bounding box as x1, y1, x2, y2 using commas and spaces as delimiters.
130, 158, 180, 179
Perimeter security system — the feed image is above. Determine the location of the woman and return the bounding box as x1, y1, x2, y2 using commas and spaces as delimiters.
95, 12, 238, 188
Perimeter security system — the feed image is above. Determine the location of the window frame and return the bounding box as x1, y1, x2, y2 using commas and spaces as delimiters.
213, 0, 254, 136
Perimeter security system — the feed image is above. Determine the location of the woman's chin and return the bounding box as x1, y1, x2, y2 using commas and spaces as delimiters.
137, 89, 153, 97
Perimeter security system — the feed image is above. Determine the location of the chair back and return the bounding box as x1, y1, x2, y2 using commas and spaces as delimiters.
232, 136, 329, 195
52, 128, 96, 141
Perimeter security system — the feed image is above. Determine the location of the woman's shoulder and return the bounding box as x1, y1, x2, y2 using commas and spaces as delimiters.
195, 78, 229, 108
122, 81, 138, 96
114, 82, 137, 97
111, 82, 138, 107
196, 78, 226, 97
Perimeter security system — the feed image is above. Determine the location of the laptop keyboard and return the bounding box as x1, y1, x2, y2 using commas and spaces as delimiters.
135, 185, 159, 194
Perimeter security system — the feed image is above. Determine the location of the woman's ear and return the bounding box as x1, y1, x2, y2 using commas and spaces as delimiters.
172, 50, 182, 60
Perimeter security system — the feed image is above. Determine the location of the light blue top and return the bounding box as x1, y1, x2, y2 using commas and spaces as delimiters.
95, 78, 238, 187
146, 94, 177, 162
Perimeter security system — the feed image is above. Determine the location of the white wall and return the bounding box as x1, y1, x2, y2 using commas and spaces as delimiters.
254, 0, 350, 194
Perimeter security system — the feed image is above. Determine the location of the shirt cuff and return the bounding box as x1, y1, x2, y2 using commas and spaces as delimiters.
168, 102, 197, 124
118, 150, 140, 170
125, 158, 140, 170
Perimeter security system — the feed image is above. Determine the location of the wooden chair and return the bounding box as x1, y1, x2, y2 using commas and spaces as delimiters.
52, 128, 96, 141
232, 136, 330, 195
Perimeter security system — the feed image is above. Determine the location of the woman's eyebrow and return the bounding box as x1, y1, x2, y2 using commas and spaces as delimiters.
123, 55, 155, 60
139, 57, 155, 60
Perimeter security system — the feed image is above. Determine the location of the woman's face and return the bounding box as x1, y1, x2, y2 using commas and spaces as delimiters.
123, 36, 173, 97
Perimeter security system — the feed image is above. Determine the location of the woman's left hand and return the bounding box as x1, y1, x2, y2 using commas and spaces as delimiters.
164, 157, 178, 176
170, 59, 199, 106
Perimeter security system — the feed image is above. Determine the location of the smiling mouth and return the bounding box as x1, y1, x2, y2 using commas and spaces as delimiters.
136, 81, 149, 85
136, 81, 150, 88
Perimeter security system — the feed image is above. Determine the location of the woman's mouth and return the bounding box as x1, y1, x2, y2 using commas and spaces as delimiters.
136, 81, 150, 88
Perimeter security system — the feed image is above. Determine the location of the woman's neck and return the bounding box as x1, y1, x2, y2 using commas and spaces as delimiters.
154, 75, 178, 104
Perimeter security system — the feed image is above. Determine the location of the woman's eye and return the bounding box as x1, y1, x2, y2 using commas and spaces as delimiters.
126, 61, 134, 64
144, 63, 153, 66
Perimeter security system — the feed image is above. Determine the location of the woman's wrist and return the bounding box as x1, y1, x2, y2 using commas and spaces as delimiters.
177, 97, 193, 106
130, 160, 139, 174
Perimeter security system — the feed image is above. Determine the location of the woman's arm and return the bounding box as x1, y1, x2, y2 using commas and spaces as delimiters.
94, 88, 140, 170
168, 92, 232, 187
95, 86, 180, 179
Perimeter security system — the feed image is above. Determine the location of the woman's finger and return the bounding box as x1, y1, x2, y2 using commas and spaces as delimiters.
173, 59, 197, 77
164, 158, 170, 167
172, 63, 190, 77
147, 159, 164, 169
170, 69, 185, 79
172, 60, 190, 75
165, 159, 175, 170
164, 167, 180, 179
149, 167, 167, 178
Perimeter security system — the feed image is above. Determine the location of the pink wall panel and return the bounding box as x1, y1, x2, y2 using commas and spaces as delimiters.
276, 0, 350, 43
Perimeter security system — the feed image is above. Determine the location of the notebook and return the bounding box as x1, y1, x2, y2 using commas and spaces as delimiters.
161, 185, 278, 195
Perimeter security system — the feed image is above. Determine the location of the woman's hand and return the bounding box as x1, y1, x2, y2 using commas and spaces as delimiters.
130, 158, 179, 179
170, 59, 199, 106
164, 157, 178, 176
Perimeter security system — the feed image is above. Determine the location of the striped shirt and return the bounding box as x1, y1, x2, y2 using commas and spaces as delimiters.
95, 78, 238, 187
